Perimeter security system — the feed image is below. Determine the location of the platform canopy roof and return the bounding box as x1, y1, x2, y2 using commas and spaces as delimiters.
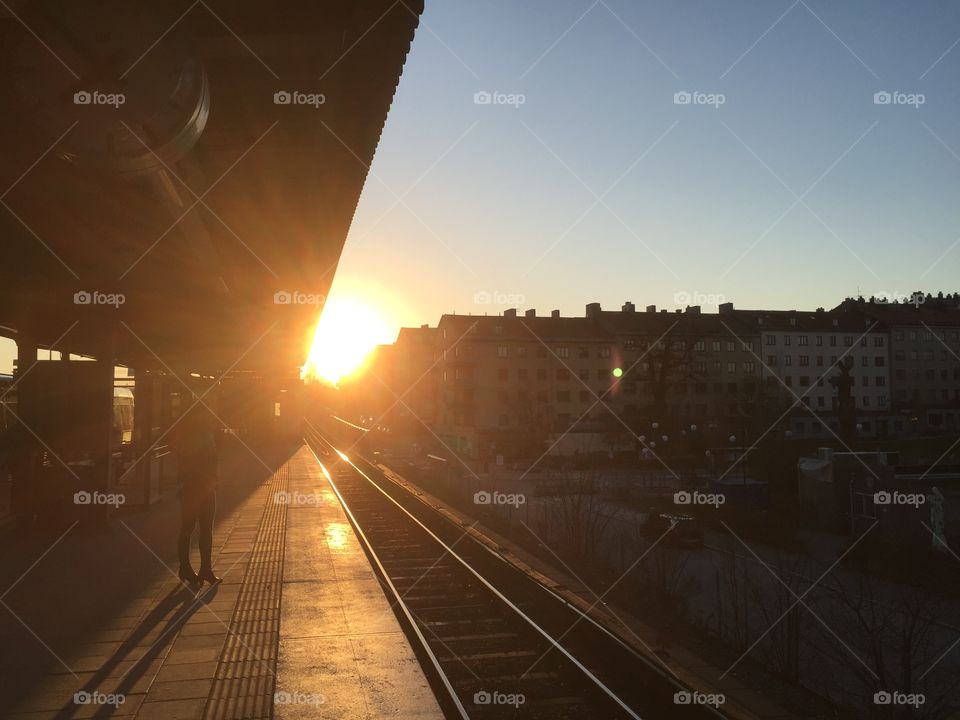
0, 0, 423, 374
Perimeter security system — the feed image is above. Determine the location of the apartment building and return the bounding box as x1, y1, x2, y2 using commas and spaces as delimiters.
434, 308, 617, 455
837, 295, 960, 432
372, 293, 959, 457
729, 307, 891, 437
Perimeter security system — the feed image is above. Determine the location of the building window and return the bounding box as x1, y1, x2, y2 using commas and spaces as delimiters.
744, 361, 755, 373
799, 336, 809, 346
517, 346, 528, 358
830, 336, 837, 347
556, 346, 569, 358
726, 341, 736, 352
785, 356, 792, 366
557, 391, 571, 402
767, 355, 777, 367
695, 340, 705, 351
816, 335, 823, 346
784, 336, 792, 346
799, 356, 809, 366
536, 368, 547, 381
844, 336, 853, 347
766, 336, 776, 346
497, 345, 508, 358
495, 325, 503, 336
556, 368, 569, 381
726, 362, 736, 373
598, 347, 611, 359
712, 341, 721, 352
874, 336, 884, 347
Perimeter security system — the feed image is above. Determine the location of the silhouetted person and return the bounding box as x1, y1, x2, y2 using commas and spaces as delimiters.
173, 401, 221, 587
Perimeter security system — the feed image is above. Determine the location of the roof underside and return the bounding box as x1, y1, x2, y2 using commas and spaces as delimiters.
0, 0, 423, 373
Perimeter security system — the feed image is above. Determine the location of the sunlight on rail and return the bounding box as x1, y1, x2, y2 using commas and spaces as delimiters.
336, 449, 350, 462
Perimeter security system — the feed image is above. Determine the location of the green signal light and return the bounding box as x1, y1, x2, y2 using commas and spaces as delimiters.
612, 368, 623, 378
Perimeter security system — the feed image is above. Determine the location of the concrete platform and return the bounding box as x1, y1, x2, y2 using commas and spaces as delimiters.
1, 443, 443, 720
273, 448, 443, 720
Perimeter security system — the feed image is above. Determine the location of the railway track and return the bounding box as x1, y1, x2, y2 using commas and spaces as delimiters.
305, 424, 725, 720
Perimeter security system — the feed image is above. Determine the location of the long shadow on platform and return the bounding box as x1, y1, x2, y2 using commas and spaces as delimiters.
0, 440, 299, 714
53, 583, 220, 720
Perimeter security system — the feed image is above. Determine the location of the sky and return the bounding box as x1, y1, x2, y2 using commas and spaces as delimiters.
328, 0, 960, 341
4, 0, 960, 372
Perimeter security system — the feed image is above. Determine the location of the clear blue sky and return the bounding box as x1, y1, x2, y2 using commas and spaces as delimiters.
332, 0, 960, 336
4, 0, 960, 371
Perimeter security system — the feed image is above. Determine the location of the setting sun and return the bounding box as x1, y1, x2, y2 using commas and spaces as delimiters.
303, 297, 394, 386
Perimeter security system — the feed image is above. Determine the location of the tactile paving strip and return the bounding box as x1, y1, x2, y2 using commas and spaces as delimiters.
203, 462, 289, 720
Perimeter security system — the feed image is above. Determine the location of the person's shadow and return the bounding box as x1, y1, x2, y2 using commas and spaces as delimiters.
54, 581, 221, 719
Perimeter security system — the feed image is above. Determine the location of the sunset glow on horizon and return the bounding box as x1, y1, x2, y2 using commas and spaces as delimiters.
302, 296, 394, 387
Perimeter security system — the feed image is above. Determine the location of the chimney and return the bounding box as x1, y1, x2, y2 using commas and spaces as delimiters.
622, 301, 635, 313
503, 308, 517, 318
585, 302, 601, 319
421, 324, 428, 329
551, 309, 560, 318
718, 302, 733, 315
524, 309, 536, 318
685, 305, 701, 315
646, 304, 656, 313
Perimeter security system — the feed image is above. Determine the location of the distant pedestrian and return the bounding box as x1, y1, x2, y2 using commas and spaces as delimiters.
173, 400, 221, 587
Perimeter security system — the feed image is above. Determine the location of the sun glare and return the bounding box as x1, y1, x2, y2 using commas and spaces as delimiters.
303, 297, 392, 386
